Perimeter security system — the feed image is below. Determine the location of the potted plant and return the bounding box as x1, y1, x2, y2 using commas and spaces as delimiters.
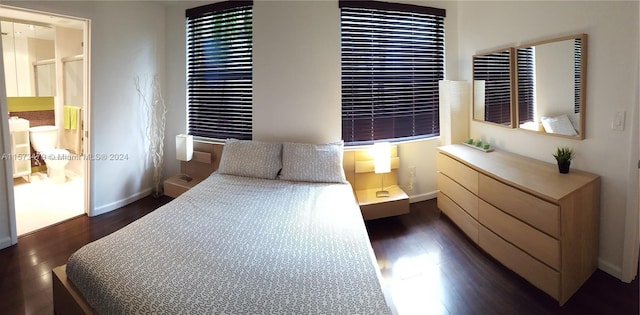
553, 147, 575, 174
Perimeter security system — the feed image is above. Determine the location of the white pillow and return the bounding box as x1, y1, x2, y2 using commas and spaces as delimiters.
568, 113, 581, 133
541, 114, 578, 136
218, 139, 282, 179
280, 141, 347, 184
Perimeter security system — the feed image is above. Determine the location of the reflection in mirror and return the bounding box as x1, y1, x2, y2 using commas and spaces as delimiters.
1, 20, 55, 97
35, 61, 56, 96
516, 34, 586, 139
472, 48, 514, 127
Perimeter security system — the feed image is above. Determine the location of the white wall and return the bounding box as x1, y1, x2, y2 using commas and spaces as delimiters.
253, 1, 341, 144
535, 39, 575, 118
87, 2, 167, 214
458, 1, 639, 281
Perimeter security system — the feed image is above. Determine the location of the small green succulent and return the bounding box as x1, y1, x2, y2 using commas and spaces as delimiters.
552, 147, 575, 163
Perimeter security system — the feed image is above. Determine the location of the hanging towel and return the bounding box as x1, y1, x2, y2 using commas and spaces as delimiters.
63, 105, 80, 131
62, 108, 82, 154
70, 106, 78, 130
63, 106, 71, 130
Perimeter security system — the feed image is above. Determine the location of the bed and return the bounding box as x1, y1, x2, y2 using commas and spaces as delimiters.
53, 140, 391, 314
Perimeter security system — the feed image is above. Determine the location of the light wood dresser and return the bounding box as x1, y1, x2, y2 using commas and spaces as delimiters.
436, 144, 600, 305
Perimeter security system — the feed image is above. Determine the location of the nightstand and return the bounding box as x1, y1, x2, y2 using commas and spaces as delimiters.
355, 185, 409, 220
163, 175, 202, 198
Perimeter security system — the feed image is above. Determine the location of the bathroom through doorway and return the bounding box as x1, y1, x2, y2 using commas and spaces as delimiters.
0, 5, 91, 236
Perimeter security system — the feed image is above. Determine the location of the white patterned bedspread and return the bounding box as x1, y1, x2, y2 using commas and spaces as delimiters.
66, 173, 391, 314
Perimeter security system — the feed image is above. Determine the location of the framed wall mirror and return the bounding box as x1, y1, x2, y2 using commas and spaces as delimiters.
472, 48, 515, 127
515, 34, 587, 139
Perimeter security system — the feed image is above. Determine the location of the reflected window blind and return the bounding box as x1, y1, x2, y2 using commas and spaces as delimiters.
186, 1, 253, 140
473, 51, 511, 125
574, 39, 581, 114
340, 0, 445, 145
517, 47, 535, 123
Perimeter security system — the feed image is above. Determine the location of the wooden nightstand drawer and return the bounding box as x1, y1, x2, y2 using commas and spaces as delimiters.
356, 185, 409, 220
164, 175, 202, 198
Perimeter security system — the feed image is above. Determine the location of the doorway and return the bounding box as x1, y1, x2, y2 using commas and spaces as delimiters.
0, 5, 90, 236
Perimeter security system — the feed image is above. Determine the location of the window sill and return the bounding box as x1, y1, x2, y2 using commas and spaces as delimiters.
344, 136, 440, 151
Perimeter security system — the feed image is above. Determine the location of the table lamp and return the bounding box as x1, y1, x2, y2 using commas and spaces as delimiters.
176, 134, 193, 182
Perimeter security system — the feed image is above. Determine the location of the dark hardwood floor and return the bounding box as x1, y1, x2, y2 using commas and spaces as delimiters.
0, 195, 173, 315
367, 199, 640, 315
0, 196, 637, 314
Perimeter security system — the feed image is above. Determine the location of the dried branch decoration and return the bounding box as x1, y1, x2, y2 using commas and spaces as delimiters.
135, 75, 167, 196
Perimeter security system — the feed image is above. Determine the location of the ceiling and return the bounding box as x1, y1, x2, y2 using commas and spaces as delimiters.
0, 6, 84, 41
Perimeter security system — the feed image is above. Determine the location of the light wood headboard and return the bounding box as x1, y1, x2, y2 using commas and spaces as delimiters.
180, 142, 400, 192
180, 142, 223, 181
343, 145, 399, 191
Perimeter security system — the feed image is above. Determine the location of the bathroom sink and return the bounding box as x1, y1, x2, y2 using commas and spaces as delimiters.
8, 118, 29, 132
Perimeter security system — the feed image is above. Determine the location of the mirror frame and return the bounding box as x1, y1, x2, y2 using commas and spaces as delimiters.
514, 33, 588, 140
472, 47, 516, 128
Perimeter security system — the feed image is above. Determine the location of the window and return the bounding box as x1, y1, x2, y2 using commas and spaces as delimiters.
340, 0, 446, 145
186, 1, 253, 140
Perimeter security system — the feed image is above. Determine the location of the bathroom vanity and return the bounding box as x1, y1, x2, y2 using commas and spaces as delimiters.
8, 118, 31, 181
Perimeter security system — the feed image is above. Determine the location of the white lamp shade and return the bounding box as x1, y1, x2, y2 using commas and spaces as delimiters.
373, 142, 391, 174
176, 134, 193, 161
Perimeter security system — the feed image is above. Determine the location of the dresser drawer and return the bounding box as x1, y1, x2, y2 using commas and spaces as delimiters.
478, 174, 560, 238
437, 172, 478, 219
437, 153, 478, 195
479, 226, 560, 299
438, 192, 478, 243
478, 200, 560, 270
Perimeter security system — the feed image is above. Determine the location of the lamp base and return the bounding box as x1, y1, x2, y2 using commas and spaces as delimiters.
376, 190, 390, 198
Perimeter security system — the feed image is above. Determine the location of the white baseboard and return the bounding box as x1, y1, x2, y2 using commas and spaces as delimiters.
409, 190, 438, 203
0, 236, 14, 250
91, 188, 152, 217
598, 257, 624, 281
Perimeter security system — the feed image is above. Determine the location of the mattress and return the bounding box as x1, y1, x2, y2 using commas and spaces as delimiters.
66, 173, 391, 314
